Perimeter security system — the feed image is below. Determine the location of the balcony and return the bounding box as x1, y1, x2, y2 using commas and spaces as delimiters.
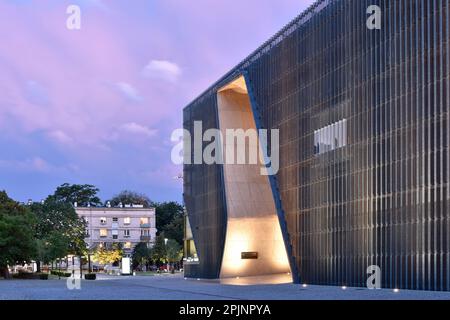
140, 223, 151, 228
140, 236, 152, 241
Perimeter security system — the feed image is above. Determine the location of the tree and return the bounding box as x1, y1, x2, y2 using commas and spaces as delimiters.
132, 242, 150, 270
0, 191, 36, 278
165, 239, 182, 273
34, 233, 69, 271
151, 234, 167, 266
154, 202, 184, 244
92, 243, 123, 266
35, 239, 51, 269
43, 232, 70, 271
164, 214, 184, 245
50, 183, 101, 207
109, 190, 152, 208
31, 197, 87, 272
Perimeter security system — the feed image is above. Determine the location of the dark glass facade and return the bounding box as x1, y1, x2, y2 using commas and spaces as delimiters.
183, 94, 227, 279
184, 0, 450, 291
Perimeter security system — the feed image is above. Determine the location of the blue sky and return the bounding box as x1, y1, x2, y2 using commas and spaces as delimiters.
0, 0, 314, 203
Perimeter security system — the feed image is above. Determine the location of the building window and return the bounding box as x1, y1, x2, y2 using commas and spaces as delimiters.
113, 217, 118, 222
112, 222, 119, 229
141, 229, 150, 236
100, 217, 107, 225
112, 229, 118, 240
124, 242, 132, 249
314, 119, 347, 155
140, 217, 149, 225
124, 217, 131, 225
124, 230, 130, 238
100, 229, 108, 238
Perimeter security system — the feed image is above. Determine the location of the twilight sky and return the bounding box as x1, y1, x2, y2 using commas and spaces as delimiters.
0, 0, 314, 203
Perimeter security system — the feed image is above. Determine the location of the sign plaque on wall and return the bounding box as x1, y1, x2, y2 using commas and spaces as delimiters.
241, 252, 258, 260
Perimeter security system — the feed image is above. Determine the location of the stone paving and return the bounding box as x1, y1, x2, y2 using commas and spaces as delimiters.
1, 274, 450, 300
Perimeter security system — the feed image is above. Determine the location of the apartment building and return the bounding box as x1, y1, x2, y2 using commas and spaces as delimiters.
76, 205, 157, 256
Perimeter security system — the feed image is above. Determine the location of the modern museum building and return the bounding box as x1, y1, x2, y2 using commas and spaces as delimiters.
183, 0, 450, 291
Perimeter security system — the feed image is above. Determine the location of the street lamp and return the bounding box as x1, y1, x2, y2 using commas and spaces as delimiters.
164, 238, 169, 272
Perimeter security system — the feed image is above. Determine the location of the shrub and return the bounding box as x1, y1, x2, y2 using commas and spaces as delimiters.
84, 273, 96, 280
12, 272, 48, 280
50, 271, 72, 277
39, 273, 49, 280
12, 273, 33, 279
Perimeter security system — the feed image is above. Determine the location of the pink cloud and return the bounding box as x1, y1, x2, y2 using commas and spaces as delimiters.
0, 156, 77, 174
47, 130, 74, 144
142, 60, 182, 83
115, 82, 142, 102
118, 122, 157, 138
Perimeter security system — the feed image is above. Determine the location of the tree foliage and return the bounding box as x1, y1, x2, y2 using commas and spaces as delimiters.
109, 190, 153, 208
151, 234, 167, 265
132, 242, 151, 269
50, 183, 101, 207
154, 202, 184, 244
32, 197, 87, 257
165, 239, 182, 263
30, 190, 87, 272
35, 232, 70, 265
0, 191, 36, 277
163, 214, 184, 245
92, 243, 123, 265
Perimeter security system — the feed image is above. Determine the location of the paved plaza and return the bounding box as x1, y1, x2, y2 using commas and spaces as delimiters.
2, 274, 450, 300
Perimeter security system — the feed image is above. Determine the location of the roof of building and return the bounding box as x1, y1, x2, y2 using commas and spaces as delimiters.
75, 206, 155, 211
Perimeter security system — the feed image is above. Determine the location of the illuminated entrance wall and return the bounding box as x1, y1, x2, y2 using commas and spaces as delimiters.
217, 77, 291, 278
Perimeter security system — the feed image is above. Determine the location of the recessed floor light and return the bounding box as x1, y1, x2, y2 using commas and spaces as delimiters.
342, 286, 347, 290
302, 284, 308, 288
393, 288, 400, 293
